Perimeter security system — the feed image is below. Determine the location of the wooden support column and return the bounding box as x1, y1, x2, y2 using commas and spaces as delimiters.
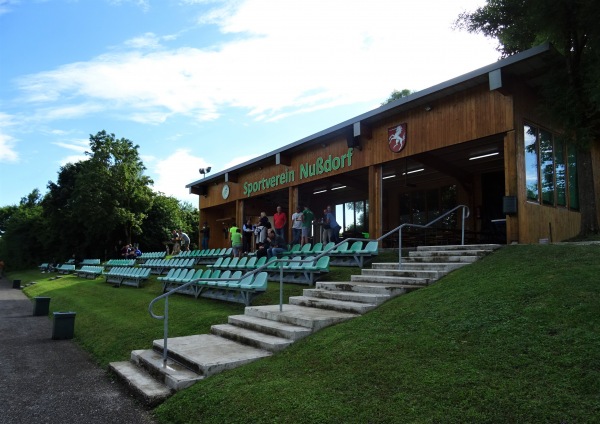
504, 130, 519, 243
235, 199, 243, 228
288, 186, 298, 242
368, 165, 382, 242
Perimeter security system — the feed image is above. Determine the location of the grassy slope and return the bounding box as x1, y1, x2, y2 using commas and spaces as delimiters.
12, 245, 600, 423
152, 245, 600, 423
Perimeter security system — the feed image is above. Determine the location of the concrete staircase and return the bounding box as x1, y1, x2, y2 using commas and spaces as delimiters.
109, 244, 500, 406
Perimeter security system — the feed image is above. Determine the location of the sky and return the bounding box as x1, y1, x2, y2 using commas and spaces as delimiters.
0, 0, 500, 208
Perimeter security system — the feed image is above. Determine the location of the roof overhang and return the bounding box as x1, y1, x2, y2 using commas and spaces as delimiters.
187, 43, 558, 193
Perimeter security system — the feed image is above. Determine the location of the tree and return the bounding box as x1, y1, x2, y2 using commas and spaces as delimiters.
381, 89, 414, 105
455, 0, 600, 235
85, 130, 154, 246
138, 194, 182, 252
43, 131, 155, 259
0, 189, 48, 269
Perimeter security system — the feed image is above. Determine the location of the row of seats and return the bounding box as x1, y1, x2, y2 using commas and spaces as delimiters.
104, 259, 137, 269
264, 256, 330, 285
281, 241, 378, 267
159, 269, 268, 305
174, 248, 234, 264
139, 258, 196, 275
76, 266, 104, 279
136, 251, 166, 263
40, 258, 101, 274
208, 255, 330, 285
208, 256, 268, 272
104, 267, 151, 288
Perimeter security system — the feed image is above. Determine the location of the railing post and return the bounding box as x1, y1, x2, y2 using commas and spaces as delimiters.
461, 206, 466, 245
398, 228, 403, 269
163, 296, 169, 366
279, 261, 284, 312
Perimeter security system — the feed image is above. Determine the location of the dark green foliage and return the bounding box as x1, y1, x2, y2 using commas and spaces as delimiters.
0, 130, 200, 269
381, 88, 414, 105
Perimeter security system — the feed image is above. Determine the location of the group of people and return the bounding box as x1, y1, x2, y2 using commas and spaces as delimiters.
224, 204, 341, 260
169, 229, 190, 255
120, 244, 142, 259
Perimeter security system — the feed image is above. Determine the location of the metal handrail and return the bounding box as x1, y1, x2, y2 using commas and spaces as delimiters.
148, 204, 469, 365
148, 270, 264, 365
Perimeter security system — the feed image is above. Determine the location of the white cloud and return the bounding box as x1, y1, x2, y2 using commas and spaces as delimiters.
124, 32, 163, 50
53, 138, 91, 165
13, 0, 498, 127
0, 112, 19, 162
52, 139, 89, 153
0, 132, 18, 162
151, 148, 209, 203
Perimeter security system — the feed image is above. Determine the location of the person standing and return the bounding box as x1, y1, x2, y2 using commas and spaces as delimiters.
231, 228, 243, 258
170, 229, 180, 255
291, 206, 303, 246
229, 223, 239, 247
242, 219, 254, 254
178, 230, 190, 251
326, 206, 341, 244
200, 222, 210, 250
273, 206, 287, 242
321, 208, 331, 243
301, 205, 314, 246
257, 212, 270, 244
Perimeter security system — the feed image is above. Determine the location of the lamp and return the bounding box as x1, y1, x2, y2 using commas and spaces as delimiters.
199, 167, 212, 178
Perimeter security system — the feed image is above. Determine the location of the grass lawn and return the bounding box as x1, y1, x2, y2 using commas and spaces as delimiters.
10, 244, 600, 423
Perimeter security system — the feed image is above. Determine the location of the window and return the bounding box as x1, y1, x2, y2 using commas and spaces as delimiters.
523, 123, 578, 210
337, 200, 369, 235
524, 124, 539, 201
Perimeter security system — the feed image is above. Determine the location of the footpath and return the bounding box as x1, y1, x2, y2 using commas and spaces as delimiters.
0, 276, 156, 424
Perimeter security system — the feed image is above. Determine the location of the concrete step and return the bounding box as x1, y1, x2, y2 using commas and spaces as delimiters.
245, 304, 358, 331
211, 324, 294, 353
108, 361, 173, 407
371, 262, 467, 272
131, 349, 203, 391
360, 268, 440, 279
415, 244, 501, 252
302, 288, 390, 305
350, 274, 430, 286
409, 249, 488, 258
227, 314, 313, 341
316, 281, 412, 297
288, 295, 378, 314
152, 334, 272, 377
404, 255, 480, 263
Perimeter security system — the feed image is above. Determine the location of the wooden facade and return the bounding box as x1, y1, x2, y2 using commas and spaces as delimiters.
188, 44, 599, 249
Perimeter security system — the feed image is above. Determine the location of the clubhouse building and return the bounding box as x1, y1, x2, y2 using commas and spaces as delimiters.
187, 43, 600, 248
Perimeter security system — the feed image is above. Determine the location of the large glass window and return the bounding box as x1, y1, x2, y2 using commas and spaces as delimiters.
523, 123, 578, 210
338, 200, 369, 236
524, 124, 539, 201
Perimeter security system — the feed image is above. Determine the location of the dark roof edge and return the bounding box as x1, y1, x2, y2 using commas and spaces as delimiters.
187, 42, 552, 188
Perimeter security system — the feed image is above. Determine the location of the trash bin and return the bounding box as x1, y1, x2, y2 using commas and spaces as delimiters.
12, 279, 21, 289
52, 312, 76, 340
33, 297, 51, 316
